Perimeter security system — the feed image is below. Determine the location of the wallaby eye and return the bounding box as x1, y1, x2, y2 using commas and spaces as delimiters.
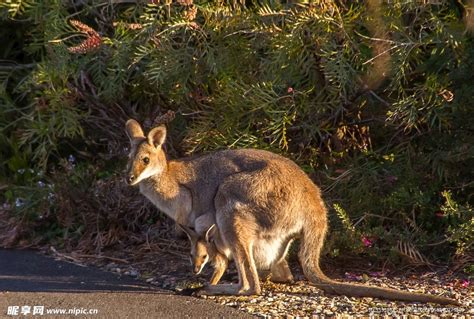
143, 156, 150, 164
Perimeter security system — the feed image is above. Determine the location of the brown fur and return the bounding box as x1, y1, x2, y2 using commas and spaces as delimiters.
125, 119, 460, 305
178, 223, 229, 285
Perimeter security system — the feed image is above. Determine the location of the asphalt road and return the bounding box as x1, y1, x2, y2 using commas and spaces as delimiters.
0, 249, 252, 318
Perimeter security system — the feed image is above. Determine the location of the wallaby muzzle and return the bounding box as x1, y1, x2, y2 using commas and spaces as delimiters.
193, 265, 203, 275
127, 174, 136, 185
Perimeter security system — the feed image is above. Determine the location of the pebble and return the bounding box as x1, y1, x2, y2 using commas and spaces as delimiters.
105, 263, 118, 270
323, 309, 334, 316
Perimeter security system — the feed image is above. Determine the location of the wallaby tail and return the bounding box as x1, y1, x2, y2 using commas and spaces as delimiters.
299, 215, 461, 306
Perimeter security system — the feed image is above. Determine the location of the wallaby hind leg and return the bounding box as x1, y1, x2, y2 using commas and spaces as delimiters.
220, 213, 260, 295
270, 259, 294, 283
196, 238, 259, 296
197, 211, 261, 296
209, 253, 228, 285
231, 212, 262, 295
232, 237, 261, 295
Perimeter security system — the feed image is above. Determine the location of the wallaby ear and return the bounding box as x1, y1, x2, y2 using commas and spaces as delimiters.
177, 224, 197, 243
204, 224, 217, 243
147, 125, 167, 148
125, 119, 145, 142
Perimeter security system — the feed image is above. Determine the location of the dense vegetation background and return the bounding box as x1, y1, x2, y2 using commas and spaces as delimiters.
0, 0, 472, 275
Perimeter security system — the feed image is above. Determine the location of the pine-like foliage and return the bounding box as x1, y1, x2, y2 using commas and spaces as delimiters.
0, 0, 472, 271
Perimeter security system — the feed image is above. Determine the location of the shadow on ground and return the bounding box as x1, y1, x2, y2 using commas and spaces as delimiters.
0, 249, 162, 293
0, 249, 253, 318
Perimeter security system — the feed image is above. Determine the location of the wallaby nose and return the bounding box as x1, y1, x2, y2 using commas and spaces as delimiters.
193, 267, 200, 275
127, 174, 135, 184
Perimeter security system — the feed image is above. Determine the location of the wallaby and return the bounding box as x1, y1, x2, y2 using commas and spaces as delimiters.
178, 223, 229, 285
125, 119, 460, 305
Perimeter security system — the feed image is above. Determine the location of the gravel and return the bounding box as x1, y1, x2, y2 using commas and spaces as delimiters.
53, 246, 472, 317
94, 252, 473, 318
198, 279, 471, 318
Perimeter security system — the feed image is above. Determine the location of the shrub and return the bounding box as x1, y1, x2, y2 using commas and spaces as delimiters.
0, 1, 472, 271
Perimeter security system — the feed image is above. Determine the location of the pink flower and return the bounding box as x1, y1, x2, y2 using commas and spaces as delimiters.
344, 272, 361, 281
462, 280, 470, 288
385, 175, 398, 184
362, 236, 373, 248
369, 271, 385, 277
435, 211, 445, 217
287, 87, 294, 94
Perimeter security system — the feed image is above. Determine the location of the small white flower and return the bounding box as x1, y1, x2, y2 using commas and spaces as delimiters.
68, 154, 76, 163
37, 181, 46, 188
15, 198, 25, 207
17, 169, 25, 174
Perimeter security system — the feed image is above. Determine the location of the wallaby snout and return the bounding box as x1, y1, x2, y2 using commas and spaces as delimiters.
127, 174, 136, 185
192, 254, 208, 275
193, 265, 203, 275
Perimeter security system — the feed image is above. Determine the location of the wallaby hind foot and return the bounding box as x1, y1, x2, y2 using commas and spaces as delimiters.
238, 286, 260, 296
195, 284, 239, 296
196, 284, 260, 296
217, 208, 262, 296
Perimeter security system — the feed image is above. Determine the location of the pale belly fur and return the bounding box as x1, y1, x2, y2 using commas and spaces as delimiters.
216, 235, 294, 270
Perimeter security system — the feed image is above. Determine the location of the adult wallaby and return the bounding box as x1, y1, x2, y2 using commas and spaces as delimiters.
178, 223, 229, 285
125, 119, 459, 305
